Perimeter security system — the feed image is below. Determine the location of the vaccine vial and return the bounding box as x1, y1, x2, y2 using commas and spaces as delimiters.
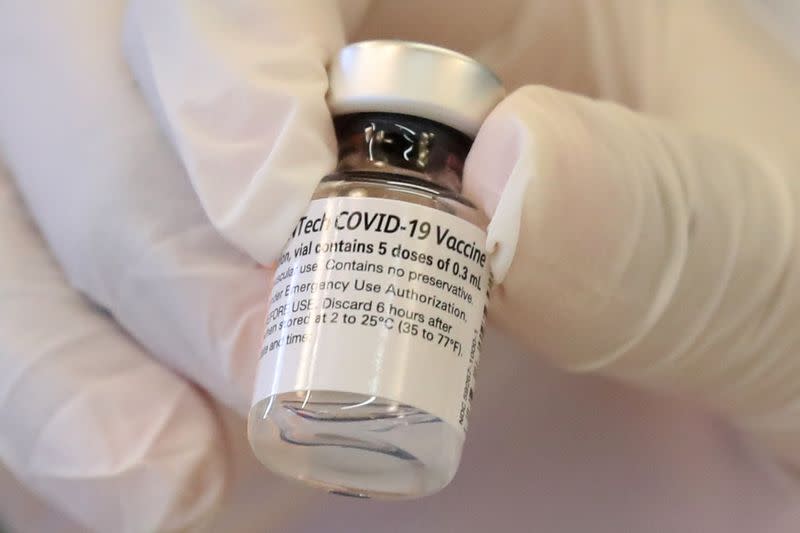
248, 41, 505, 499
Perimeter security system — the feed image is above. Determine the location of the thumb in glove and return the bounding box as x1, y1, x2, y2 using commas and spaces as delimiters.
465, 84, 800, 467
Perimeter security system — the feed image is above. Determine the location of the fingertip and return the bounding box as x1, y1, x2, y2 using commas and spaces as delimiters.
464, 91, 540, 283
463, 99, 524, 218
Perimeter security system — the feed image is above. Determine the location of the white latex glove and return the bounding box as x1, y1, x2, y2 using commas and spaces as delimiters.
0, 1, 337, 531
2, 1, 800, 532
466, 2, 800, 466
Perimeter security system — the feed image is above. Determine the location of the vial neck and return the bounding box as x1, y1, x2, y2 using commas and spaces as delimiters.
333, 113, 472, 194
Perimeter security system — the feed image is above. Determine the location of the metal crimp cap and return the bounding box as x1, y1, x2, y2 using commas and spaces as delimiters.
327, 40, 505, 138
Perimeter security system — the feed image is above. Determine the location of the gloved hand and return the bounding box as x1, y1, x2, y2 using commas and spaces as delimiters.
2, 0, 800, 532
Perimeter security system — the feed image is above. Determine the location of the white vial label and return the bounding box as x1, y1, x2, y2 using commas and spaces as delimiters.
253, 197, 490, 432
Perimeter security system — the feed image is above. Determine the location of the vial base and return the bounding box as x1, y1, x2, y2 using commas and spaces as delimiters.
247, 391, 464, 499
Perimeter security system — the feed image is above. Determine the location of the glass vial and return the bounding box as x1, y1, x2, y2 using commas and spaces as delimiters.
248, 41, 505, 499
